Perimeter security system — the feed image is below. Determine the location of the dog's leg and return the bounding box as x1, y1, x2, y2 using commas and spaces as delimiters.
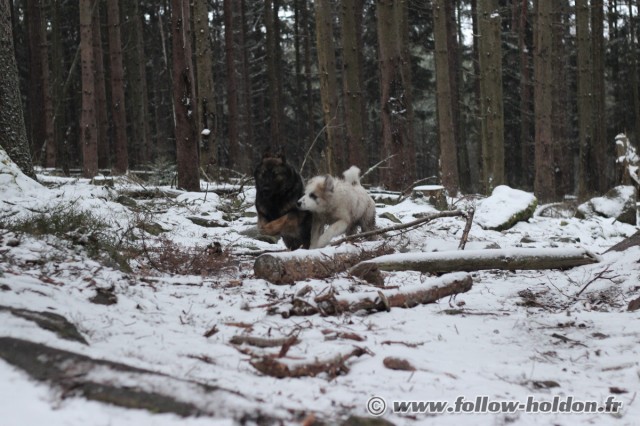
309, 218, 325, 249
315, 220, 348, 248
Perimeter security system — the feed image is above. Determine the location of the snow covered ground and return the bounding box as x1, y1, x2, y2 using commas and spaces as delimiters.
1, 154, 639, 425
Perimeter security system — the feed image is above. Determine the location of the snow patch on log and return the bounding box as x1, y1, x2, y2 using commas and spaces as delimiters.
475, 185, 537, 231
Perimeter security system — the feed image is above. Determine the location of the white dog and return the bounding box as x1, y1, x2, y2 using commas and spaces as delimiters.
297, 166, 376, 248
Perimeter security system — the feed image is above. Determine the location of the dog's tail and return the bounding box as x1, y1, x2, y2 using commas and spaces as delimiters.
342, 166, 361, 185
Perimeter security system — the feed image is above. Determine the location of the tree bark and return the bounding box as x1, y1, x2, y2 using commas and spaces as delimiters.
254, 244, 394, 284
80, 0, 98, 178
350, 248, 600, 275
377, 0, 416, 190
25, 0, 45, 164
0, 0, 36, 179
477, 0, 505, 193
92, 2, 109, 170
106, 0, 129, 175
314, 0, 341, 174
223, 0, 240, 171
341, 0, 365, 168
171, 0, 200, 191
533, 0, 555, 202
433, 0, 460, 195
193, 0, 217, 176
576, 0, 592, 198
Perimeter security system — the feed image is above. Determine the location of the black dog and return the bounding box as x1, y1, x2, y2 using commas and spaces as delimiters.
254, 150, 312, 250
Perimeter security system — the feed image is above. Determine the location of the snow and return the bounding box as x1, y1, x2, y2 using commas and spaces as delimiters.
1, 149, 640, 425
591, 186, 636, 218
475, 185, 537, 230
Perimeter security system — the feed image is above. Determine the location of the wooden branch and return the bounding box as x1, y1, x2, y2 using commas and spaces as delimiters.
350, 248, 600, 275
250, 346, 369, 379
458, 207, 475, 250
287, 272, 473, 316
229, 335, 299, 348
330, 209, 466, 246
254, 244, 393, 284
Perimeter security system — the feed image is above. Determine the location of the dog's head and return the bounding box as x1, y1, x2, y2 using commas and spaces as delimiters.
254, 150, 299, 195
297, 175, 334, 213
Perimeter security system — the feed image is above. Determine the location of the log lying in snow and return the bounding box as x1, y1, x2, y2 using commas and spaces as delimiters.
0, 337, 256, 419
287, 272, 473, 316
350, 248, 601, 275
254, 243, 393, 284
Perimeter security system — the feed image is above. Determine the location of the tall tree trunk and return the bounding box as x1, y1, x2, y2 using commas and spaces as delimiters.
477, 0, 505, 193
517, 0, 533, 189
239, 0, 254, 170
0, 0, 36, 179
80, 0, 98, 178
533, 0, 555, 202
124, 0, 152, 166
25, 0, 45, 165
341, 0, 365, 168
92, 2, 109, 170
193, 0, 217, 176
38, 0, 55, 168
224, 0, 240, 171
315, 0, 341, 175
50, 0, 69, 175
265, 0, 283, 154
433, 0, 460, 194
630, 0, 640, 146
106, 0, 128, 174
591, 0, 612, 193
576, 0, 592, 198
376, 0, 416, 190
171, 0, 200, 191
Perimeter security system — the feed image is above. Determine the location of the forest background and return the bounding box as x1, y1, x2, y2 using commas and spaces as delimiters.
3, 0, 640, 203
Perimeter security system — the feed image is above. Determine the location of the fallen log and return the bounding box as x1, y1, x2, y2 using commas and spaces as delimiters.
287, 272, 473, 316
254, 243, 393, 284
0, 337, 257, 419
350, 248, 600, 275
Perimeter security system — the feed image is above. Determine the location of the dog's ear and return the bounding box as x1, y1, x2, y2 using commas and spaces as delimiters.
324, 175, 334, 192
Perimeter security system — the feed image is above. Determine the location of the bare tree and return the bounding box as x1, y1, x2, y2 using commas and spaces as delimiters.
0, 0, 36, 179
171, 0, 200, 191
193, 0, 217, 176
376, 0, 416, 190
315, 0, 342, 174
477, 0, 504, 193
533, 0, 555, 202
106, 0, 129, 174
341, 0, 365, 168
433, 0, 460, 195
80, 0, 98, 178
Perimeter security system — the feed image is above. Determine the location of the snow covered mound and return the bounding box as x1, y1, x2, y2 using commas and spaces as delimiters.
0, 146, 43, 196
577, 185, 637, 225
475, 185, 537, 231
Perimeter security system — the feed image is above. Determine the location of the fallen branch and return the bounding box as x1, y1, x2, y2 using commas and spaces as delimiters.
330, 209, 466, 246
458, 207, 475, 250
250, 346, 370, 379
350, 248, 600, 275
230, 335, 299, 348
254, 243, 393, 284
288, 272, 473, 316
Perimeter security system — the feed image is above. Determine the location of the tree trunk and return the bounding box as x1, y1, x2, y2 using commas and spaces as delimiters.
106, 0, 128, 175
171, 0, 200, 191
38, 0, 55, 168
0, 0, 36, 179
265, 0, 283, 155
123, 1, 152, 166
591, 0, 612, 194
376, 0, 416, 190
433, 0, 460, 195
92, 2, 109, 170
533, 0, 555, 202
223, 0, 240, 171
193, 0, 217, 177
314, 0, 342, 175
80, 0, 98, 178
477, 0, 505, 193
25, 0, 45, 165
341, 0, 365, 168
576, 0, 592, 198
517, 0, 533, 189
